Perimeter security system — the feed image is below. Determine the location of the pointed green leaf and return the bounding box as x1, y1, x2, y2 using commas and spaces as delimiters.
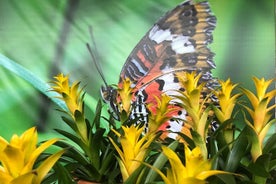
144, 141, 178, 183
0, 54, 66, 110
263, 133, 276, 153
225, 129, 249, 172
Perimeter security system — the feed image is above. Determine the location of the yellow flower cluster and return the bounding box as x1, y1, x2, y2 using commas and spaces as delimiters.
109, 125, 156, 182
51, 73, 88, 143
157, 145, 229, 184
242, 77, 276, 161
0, 127, 64, 184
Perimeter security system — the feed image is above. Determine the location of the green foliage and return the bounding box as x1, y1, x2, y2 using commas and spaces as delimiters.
0, 1, 275, 183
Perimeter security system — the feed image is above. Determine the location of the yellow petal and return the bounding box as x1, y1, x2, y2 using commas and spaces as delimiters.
10, 172, 35, 184
0, 145, 24, 177
117, 157, 129, 182
33, 149, 65, 183
181, 177, 206, 184
162, 146, 187, 180
108, 137, 125, 164
0, 169, 12, 183
22, 138, 60, 174
20, 127, 38, 163
0, 137, 8, 152
196, 170, 231, 180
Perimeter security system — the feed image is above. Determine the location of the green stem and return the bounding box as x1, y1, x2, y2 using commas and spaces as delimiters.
192, 132, 208, 160
251, 132, 262, 162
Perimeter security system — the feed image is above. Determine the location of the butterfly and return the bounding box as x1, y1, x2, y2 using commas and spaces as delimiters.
100, 0, 218, 139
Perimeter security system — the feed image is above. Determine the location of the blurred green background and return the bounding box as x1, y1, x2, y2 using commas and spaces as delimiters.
0, 0, 274, 139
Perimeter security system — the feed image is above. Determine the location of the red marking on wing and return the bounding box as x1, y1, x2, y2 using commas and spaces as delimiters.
136, 50, 152, 69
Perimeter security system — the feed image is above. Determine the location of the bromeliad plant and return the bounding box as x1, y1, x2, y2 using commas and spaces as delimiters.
1, 70, 275, 184
0, 127, 64, 184
48, 72, 276, 184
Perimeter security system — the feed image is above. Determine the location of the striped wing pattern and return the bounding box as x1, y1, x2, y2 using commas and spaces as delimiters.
117, 0, 217, 137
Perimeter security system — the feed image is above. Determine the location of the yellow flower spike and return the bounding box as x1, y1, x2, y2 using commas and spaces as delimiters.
117, 78, 134, 116
147, 94, 177, 134
156, 145, 231, 184
213, 79, 241, 147
0, 127, 63, 184
241, 76, 276, 161
175, 72, 213, 159
162, 146, 187, 182
214, 79, 241, 123
177, 71, 203, 94
51, 74, 88, 142
51, 73, 84, 115
109, 124, 156, 182
253, 77, 274, 101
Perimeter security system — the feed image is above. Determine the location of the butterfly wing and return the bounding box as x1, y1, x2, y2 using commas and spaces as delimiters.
119, 1, 216, 88
117, 0, 217, 136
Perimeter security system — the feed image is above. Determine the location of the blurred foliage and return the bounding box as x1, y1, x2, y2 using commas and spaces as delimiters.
0, 0, 274, 138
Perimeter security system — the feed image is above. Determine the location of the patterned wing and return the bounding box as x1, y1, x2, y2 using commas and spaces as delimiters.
119, 0, 216, 89
117, 0, 217, 137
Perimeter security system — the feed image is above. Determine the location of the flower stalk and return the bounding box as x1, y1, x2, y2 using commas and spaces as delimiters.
51, 73, 88, 143
213, 78, 241, 146
175, 71, 212, 159
241, 77, 276, 162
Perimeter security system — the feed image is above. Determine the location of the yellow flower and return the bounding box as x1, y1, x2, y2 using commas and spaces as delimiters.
0, 127, 64, 184
153, 145, 229, 184
176, 72, 209, 134
51, 73, 87, 142
147, 94, 178, 134
51, 73, 83, 115
213, 79, 241, 146
213, 79, 241, 123
109, 125, 156, 182
175, 71, 212, 159
117, 78, 134, 121
241, 77, 276, 161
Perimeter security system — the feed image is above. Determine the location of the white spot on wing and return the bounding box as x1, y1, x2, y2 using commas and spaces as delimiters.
171, 35, 195, 54
149, 25, 172, 44
149, 25, 195, 54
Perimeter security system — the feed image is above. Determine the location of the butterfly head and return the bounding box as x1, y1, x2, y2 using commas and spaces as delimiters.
100, 85, 120, 120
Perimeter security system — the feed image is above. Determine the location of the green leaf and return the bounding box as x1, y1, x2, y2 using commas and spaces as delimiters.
88, 128, 106, 170
263, 133, 276, 154
269, 159, 276, 171
61, 116, 78, 132
54, 129, 85, 149
99, 148, 116, 175
224, 129, 249, 172
0, 54, 66, 110
144, 141, 178, 183
54, 141, 90, 166
247, 154, 271, 178
92, 100, 103, 129
211, 174, 237, 184
52, 162, 75, 184
124, 164, 145, 184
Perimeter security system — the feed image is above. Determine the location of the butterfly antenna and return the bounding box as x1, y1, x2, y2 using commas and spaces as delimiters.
86, 26, 108, 87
